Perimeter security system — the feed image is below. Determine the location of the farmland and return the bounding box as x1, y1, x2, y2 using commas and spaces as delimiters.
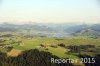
0, 36, 100, 64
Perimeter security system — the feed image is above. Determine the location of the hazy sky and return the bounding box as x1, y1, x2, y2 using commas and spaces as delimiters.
0, 0, 100, 24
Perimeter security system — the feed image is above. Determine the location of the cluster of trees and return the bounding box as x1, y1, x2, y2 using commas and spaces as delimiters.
0, 34, 13, 37
66, 45, 96, 53
55, 39, 64, 41
58, 43, 65, 47
50, 45, 57, 48
0, 49, 72, 66
50, 43, 65, 48
67, 45, 80, 53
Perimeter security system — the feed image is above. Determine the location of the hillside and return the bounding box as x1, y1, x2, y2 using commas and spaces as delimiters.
75, 29, 100, 38
72, 24, 100, 38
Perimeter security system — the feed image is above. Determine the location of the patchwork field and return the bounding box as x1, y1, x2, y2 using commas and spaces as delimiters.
0, 36, 100, 57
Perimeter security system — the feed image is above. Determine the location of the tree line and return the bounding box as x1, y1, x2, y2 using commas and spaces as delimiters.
0, 49, 72, 66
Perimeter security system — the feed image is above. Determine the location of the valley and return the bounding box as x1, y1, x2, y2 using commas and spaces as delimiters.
0, 23, 100, 66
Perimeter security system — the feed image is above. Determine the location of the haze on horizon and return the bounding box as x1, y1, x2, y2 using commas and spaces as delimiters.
0, 0, 100, 24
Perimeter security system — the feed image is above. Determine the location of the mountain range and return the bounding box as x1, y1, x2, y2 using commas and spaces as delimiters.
0, 22, 100, 37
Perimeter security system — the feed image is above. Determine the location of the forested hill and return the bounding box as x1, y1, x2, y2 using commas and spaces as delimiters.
72, 24, 100, 38
0, 49, 73, 66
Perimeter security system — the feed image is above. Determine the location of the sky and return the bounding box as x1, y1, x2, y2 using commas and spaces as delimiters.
0, 0, 100, 24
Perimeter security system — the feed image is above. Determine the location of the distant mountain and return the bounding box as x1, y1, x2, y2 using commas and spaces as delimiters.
43, 23, 77, 33
64, 24, 88, 33
75, 29, 100, 37
0, 23, 55, 33
90, 24, 100, 32
0, 22, 100, 37
71, 24, 100, 38
0, 23, 78, 33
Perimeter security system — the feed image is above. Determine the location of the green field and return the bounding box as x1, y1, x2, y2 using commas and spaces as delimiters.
0, 36, 100, 57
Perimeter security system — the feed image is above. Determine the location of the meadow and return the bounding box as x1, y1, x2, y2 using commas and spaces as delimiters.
0, 36, 100, 57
